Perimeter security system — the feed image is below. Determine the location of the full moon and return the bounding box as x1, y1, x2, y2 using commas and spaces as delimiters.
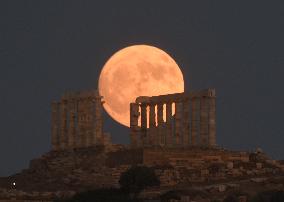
98, 45, 184, 127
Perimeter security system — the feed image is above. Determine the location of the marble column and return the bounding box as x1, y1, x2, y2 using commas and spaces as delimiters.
148, 103, 156, 146
85, 98, 93, 147
51, 102, 59, 151
77, 98, 85, 148
165, 102, 172, 146
174, 102, 182, 145
68, 99, 76, 149
140, 103, 147, 145
157, 103, 164, 145
94, 94, 104, 145
191, 97, 197, 146
182, 100, 190, 147
200, 97, 209, 146
208, 96, 216, 146
90, 97, 96, 146
130, 103, 140, 147
60, 100, 68, 150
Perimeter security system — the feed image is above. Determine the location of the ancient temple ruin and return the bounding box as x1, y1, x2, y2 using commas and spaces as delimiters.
51, 90, 110, 151
3, 87, 284, 200
130, 88, 216, 148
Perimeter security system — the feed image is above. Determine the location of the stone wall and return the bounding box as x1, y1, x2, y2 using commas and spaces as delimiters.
142, 147, 250, 167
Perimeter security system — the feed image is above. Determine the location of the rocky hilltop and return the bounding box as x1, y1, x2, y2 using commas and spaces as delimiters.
0, 145, 283, 201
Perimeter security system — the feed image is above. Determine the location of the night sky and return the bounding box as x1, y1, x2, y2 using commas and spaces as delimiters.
1, 1, 284, 176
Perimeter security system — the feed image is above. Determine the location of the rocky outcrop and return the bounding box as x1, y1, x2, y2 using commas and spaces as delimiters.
0, 145, 283, 201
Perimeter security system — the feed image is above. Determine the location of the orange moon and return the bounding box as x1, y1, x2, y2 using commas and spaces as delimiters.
98, 45, 184, 127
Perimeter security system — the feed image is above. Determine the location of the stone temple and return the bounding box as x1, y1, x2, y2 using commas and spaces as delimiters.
130, 88, 216, 148
50, 88, 216, 151
50, 90, 110, 151
0, 88, 283, 201
51, 89, 216, 151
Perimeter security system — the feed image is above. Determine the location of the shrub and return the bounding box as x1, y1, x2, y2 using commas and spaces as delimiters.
119, 166, 160, 195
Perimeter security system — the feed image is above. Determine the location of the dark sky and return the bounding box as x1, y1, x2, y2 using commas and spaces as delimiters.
1, 1, 284, 176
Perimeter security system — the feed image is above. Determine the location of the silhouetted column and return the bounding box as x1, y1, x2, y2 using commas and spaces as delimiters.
68, 99, 76, 149
157, 103, 164, 145
175, 102, 182, 145
166, 102, 172, 146
191, 97, 197, 146
85, 98, 93, 147
130, 103, 140, 147
94, 92, 104, 145
148, 103, 156, 145
90, 97, 95, 146
208, 95, 216, 146
77, 98, 85, 148
60, 100, 68, 150
200, 97, 209, 146
140, 103, 147, 145
182, 100, 190, 146
51, 102, 59, 151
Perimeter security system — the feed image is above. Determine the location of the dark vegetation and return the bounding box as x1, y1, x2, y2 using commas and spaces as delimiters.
57, 166, 160, 202
119, 165, 160, 196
